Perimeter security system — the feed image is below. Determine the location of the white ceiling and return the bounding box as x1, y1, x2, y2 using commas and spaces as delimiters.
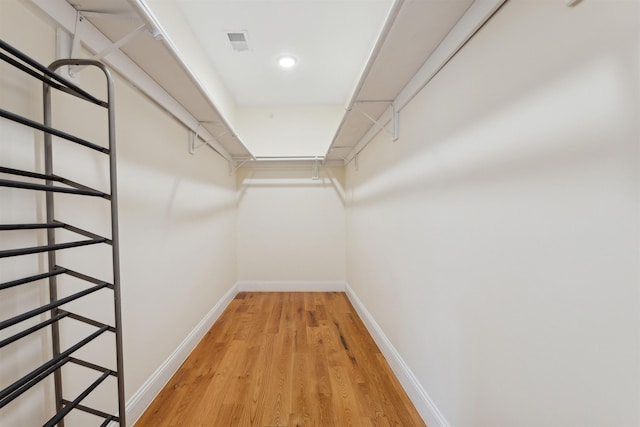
174, 0, 394, 106
57, 0, 488, 161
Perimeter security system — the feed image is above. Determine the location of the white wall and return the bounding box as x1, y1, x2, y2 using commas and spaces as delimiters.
0, 1, 238, 425
144, 0, 238, 127
235, 105, 344, 156
236, 167, 346, 284
4, 0, 639, 426
344, 1, 639, 426
0, 3, 64, 425
113, 53, 238, 421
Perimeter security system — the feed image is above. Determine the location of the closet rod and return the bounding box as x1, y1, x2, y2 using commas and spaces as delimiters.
0, 109, 110, 154
0, 39, 106, 106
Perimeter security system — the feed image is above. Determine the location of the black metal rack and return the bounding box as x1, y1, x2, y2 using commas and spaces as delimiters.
0, 39, 125, 426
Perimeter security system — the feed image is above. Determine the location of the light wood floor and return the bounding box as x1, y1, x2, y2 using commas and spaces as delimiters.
135, 292, 426, 427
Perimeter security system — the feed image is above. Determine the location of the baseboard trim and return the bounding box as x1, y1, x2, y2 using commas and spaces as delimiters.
344, 283, 450, 427
236, 280, 347, 292
124, 282, 239, 426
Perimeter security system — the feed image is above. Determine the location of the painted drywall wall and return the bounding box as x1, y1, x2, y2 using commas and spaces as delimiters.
0, 3, 62, 425
344, 1, 640, 426
143, 0, 238, 128
0, 1, 238, 425
235, 105, 344, 156
236, 167, 346, 283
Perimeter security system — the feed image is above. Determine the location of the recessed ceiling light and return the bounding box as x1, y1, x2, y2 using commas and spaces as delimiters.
278, 55, 297, 68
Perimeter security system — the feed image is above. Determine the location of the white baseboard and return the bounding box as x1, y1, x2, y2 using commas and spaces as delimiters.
344, 283, 450, 427
123, 282, 239, 426
236, 280, 347, 292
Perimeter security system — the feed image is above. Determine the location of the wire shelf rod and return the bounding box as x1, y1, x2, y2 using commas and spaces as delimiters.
0, 178, 107, 197
0, 167, 111, 199
100, 415, 118, 427
53, 175, 112, 200
57, 221, 112, 245
0, 357, 71, 410
0, 108, 109, 154
61, 400, 118, 422
0, 283, 109, 331
43, 368, 112, 427
68, 357, 117, 377
62, 267, 113, 287
0, 39, 106, 106
0, 326, 109, 406
0, 311, 70, 349
0, 52, 110, 107
0, 267, 68, 291
0, 166, 64, 181
63, 310, 116, 332
0, 237, 107, 259
0, 223, 65, 231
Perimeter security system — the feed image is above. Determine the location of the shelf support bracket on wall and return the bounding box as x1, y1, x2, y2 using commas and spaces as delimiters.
312, 157, 320, 180
189, 121, 225, 155
189, 123, 207, 154
70, 11, 83, 60
62, 11, 150, 78
351, 100, 399, 142
231, 157, 251, 172
89, 24, 147, 62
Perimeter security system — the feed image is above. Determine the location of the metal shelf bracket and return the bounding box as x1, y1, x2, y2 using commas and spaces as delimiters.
189, 121, 226, 156
312, 157, 320, 180
63, 11, 150, 78
352, 100, 399, 142
189, 123, 206, 154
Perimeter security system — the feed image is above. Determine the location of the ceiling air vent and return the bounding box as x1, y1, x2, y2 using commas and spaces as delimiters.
227, 31, 249, 52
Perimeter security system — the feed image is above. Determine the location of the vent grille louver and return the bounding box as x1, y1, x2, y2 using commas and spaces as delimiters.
227, 33, 246, 42
227, 31, 249, 52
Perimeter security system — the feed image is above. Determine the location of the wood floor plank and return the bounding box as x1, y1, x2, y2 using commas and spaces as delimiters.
238, 331, 274, 426
135, 292, 426, 427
